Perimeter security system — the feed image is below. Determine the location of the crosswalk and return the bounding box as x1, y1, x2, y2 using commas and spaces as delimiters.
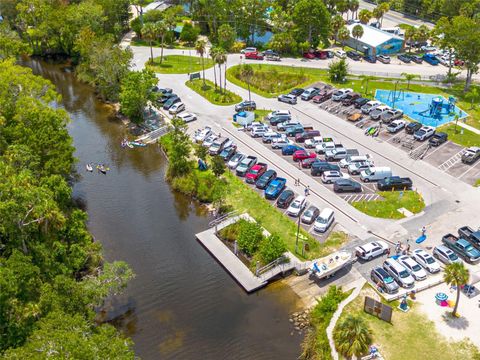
341, 193, 381, 203
438, 149, 466, 171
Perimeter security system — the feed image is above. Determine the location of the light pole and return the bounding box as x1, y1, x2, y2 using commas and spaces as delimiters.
392, 80, 400, 109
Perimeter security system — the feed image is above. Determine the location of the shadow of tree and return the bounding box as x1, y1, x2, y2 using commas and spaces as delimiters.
441, 311, 470, 330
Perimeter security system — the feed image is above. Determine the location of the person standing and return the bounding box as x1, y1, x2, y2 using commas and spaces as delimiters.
421, 226, 426, 236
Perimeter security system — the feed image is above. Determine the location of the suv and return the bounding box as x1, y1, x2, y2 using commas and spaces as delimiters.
278, 94, 297, 104
267, 110, 291, 121
355, 241, 389, 261
311, 162, 340, 176
377, 55, 391, 64
433, 245, 462, 265
370, 267, 399, 294
461, 147, 480, 164
414, 126, 435, 141
301, 87, 320, 101
383, 258, 415, 288
235, 100, 256, 112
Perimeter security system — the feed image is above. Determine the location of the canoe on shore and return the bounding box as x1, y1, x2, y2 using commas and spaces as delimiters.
308, 251, 352, 280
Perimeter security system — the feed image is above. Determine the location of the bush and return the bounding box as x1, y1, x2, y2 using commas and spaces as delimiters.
231, 41, 246, 53
237, 220, 264, 256
328, 59, 349, 83
258, 234, 286, 264
180, 22, 200, 44
211, 155, 226, 177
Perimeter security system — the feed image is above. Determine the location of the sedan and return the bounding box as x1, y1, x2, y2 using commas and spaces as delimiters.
377, 55, 391, 64
398, 255, 427, 281
293, 150, 316, 162
301, 205, 320, 224
286, 196, 307, 217
411, 55, 423, 64
227, 153, 245, 169
412, 249, 441, 273
363, 55, 376, 63
255, 169, 277, 189
277, 190, 295, 208
278, 94, 297, 104
177, 112, 197, 123
347, 50, 361, 61
169, 102, 185, 114
398, 54, 412, 63
386, 119, 406, 133
333, 178, 362, 193
289, 88, 304, 97
301, 158, 320, 168
334, 50, 346, 59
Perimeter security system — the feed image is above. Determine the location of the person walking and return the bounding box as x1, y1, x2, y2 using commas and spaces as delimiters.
306, 185, 310, 196
304, 187, 308, 196
294, 178, 298, 186
386, 247, 391, 257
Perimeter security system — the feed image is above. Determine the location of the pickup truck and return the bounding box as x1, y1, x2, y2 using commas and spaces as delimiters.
245, 163, 267, 184
236, 156, 257, 177
442, 234, 480, 264
458, 226, 480, 248
305, 136, 334, 149
286, 125, 313, 137
461, 147, 480, 164
324, 148, 358, 162
315, 142, 343, 154
377, 176, 413, 191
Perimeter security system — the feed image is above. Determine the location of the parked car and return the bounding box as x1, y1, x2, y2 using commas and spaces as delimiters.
250, 125, 270, 138
219, 146, 236, 161
311, 162, 340, 176
398, 255, 427, 281
282, 144, 304, 155
227, 153, 245, 169
194, 127, 212, 142
305, 136, 324, 149
411, 55, 423, 64
370, 105, 391, 121
332, 88, 353, 101
333, 178, 361, 193
293, 150, 316, 162
380, 109, 403, 123
383, 258, 415, 288
301, 205, 320, 224
277, 190, 295, 208
289, 88, 304, 97
363, 55, 376, 63
370, 267, 399, 294
269, 113, 292, 126
458, 226, 480, 248
209, 137, 231, 155
241, 47, 257, 54
325, 147, 358, 162
245, 51, 264, 60
295, 130, 321, 143
163, 96, 181, 110
429, 132, 448, 146
461, 147, 480, 164
235, 155, 257, 177
314, 50, 328, 59
313, 208, 335, 233
433, 245, 462, 265
271, 138, 293, 149
340, 154, 371, 169
315, 141, 343, 155
303, 52, 315, 59
235, 100, 256, 112
169, 101, 185, 114
262, 131, 284, 143
301, 158, 320, 168
423, 54, 439, 65
301, 87, 321, 101
355, 241, 389, 260
321, 170, 347, 184
278, 94, 297, 104
202, 134, 218, 148
377, 176, 412, 191
412, 249, 441, 273
353, 97, 370, 108
286, 196, 307, 217
334, 49, 346, 58
442, 234, 480, 263
264, 178, 287, 199
245, 162, 268, 184
255, 169, 277, 189
398, 54, 412, 63
414, 125, 435, 141
265, 53, 281, 61
347, 161, 374, 175
347, 50, 361, 61
377, 54, 391, 64
341, 92, 361, 106
285, 124, 307, 137
405, 121, 422, 134
177, 112, 197, 122
157, 92, 177, 105
277, 119, 301, 131
312, 89, 334, 103
386, 119, 406, 133
361, 100, 382, 114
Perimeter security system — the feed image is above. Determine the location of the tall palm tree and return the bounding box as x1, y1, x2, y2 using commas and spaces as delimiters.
378, 3, 390, 27
358, 9, 372, 25
334, 314, 372, 359
401, 72, 420, 90
210, 47, 219, 89
156, 21, 168, 64
360, 75, 375, 95
465, 87, 480, 109
331, 15, 345, 43
403, 26, 417, 53
195, 39, 208, 88
240, 64, 254, 102
216, 48, 227, 94
444, 262, 470, 317
351, 25, 364, 51
337, 26, 350, 49
142, 22, 158, 63
350, 0, 360, 20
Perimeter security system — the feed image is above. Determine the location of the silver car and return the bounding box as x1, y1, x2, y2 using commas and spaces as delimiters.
301, 205, 319, 224
227, 153, 245, 169
433, 245, 462, 265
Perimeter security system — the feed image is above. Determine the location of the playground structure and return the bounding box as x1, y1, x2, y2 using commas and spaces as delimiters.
418, 96, 456, 119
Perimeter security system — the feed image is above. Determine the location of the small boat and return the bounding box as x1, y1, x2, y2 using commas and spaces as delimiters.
129, 141, 147, 147
308, 251, 352, 280
96, 164, 109, 174
86, 163, 93, 172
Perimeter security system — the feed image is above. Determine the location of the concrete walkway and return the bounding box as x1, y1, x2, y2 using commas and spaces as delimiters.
458, 121, 480, 135
326, 277, 366, 360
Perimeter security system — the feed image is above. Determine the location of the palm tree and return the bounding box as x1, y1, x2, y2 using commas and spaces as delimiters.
401, 72, 420, 90
156, 21, 168, 64
334, 314, 372, 359
142, 22, 158, 63
337, 26, 350, 49
352, 25, 364, 51
378, 3, 390, 27
358, 9, 372, 25
372, 6, 383, 26
360, 75, 375, 95
403, 25, 417, 53
336, 0, 349, 19
216, 48, 227, 94
195, 39, 207, 88
465, 87, 480, 109
350, 0, 360, 20
210, 47, 219, 89
331, 15, 345, 43
444, 262, 470, 317
240, 64, 254, 102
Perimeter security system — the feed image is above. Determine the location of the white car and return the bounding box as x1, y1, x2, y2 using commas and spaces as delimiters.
202, 134, 218, 147
278, 94, 297, 104
194, 127, 212, 142
315, 141, 336, 154
334, 49, 346, 58
271, 138, 293, 149
241, 47, 257, 54
398, 255, 428, 281
413, 126, 435, 141
286, 196, 307, 217
321, 170, 348, 184
267, 110, 291, 120
355, 241, 389, 260
177, 112, 197, 123
361, 100, 382, 114
169, 102, 185, 114
305, 136, 324, 149
332, 88, 353, 101
412, 249, 441, 273
227, 153, 245, 169
386, 119, 406, 133
347, 161, 374, 175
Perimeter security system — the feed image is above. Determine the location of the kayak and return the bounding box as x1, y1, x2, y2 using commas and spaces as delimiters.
129, 141, 146, 147
96, 164, 110, 174
86, 163, 93, 172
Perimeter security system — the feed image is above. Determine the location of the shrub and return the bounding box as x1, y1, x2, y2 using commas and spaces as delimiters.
237, 220, 264, 256
258, 234, 286, 264
328, 59, 349, 83
231, 41, 246, 53
211, 155, 226, 177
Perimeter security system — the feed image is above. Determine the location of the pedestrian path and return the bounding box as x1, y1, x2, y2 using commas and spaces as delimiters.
457, 121, 480, 135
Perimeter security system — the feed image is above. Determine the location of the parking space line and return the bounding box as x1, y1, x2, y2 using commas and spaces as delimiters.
438, 149, 465, 171
458, 160, 480, 179
387, 132, 406, 143
423, 141, 450, 159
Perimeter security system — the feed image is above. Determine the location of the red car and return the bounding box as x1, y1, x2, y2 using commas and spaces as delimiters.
245, 162, 267, 183
293, 150, 316, 162
454, 59, 464, 66
314, 50, 328, 59
301, 158, 319, 168
303, 52, 315, 59
245, 51, 264, 60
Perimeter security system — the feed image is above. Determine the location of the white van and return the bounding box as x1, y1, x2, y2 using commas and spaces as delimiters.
313, 208, 334, 233
339, 154, 371, 168
360, 166, 392, 182
383, 258, 415, 288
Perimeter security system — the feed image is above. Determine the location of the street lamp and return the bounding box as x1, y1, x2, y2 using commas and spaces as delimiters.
392, 80, 400, 108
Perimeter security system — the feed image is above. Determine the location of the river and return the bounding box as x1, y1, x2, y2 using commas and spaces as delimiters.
24, 59, 303, 360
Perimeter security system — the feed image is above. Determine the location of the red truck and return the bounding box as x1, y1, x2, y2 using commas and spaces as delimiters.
293, 150, 316, 162
245, 162, 268, 183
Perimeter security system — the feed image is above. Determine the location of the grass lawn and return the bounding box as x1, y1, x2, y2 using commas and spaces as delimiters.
223, 172, 348, 260
253, 109, 271, 121
337, 286, 480, 360
437, 123, 480, 147
352, 190, 425, 219
186, 79, 241, 105
475, 179, 480, 187
226, 64, 330, 98
131, 38, 195, 50
147, 55, 213, 74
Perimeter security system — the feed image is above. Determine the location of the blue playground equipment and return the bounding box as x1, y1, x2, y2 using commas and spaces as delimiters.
420, 96, 456, 118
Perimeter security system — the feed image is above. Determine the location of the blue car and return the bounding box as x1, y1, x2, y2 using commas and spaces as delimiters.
282, 144, 303, 155
265, 177, 287, 199
423, 54, 439, 65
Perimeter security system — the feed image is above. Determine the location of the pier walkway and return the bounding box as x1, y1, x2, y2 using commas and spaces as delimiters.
135, 125, 171, 144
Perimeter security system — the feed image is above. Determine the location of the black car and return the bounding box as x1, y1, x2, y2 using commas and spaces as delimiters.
377, 176, 413, 191
363, 55, 376, 63
255, 169, 277, 189
276, 190, 295, 208
326, 50, 334, 58
333, 178, 362, 193
289, 88, 304, 97
353, 97, 370, 108
157, 92, 177, 104
219, 146, 236, 161
163, 96, 181, 110
235, 100, 256, 112
429, 132, 448, 146
398, 54, 411, 63
405, 122, 422, 134
347, 50, 361, 61
411, 55, 423, 64
311, 162, 340, 176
